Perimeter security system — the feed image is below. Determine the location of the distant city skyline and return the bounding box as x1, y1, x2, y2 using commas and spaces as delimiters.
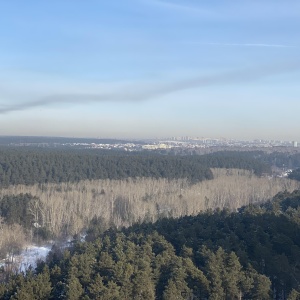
0, 1, 299, 140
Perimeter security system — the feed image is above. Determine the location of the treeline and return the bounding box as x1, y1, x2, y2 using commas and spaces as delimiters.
0, 148, 272, 187
2, 170, 297, 239
1, 191, 300, 299
289, 168, 300, 181
0, 232, 272, 300
0, 194, 45, 260
87, 190, 300, 299
260, 152, 300, 169
0, 148, 213, 186
0, 136, 135, 145
0, 194, 36, 228
196, 151, 271, 175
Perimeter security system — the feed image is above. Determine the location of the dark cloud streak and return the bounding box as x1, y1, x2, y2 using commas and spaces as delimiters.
1, 61, 299, 114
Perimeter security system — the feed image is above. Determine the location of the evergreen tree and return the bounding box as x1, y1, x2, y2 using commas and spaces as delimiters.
287, 289, 300, 300
88, 273, 107, 299
65, 271, 84, 300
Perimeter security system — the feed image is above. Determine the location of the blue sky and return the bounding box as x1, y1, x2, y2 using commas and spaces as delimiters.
0, 0, 299, 140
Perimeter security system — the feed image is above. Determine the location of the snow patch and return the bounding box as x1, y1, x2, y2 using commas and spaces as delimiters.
0, 245, 52, 273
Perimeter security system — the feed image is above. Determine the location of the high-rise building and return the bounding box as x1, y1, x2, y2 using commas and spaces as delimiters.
293, 141, 298, 148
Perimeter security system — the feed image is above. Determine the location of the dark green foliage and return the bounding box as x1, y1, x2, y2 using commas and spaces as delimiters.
289, 168, 300, 181
287, 289, 300, 300
106, 190, 300, 299
0, 148, 274, 187
1, 232, 208, 299
0, 268, 52, 300
2, 189, 300, 298
0, 148, 214, 186
197, 151, 272, 176
65, 273, 84, 300
262, 152, 300, 169
0, 227, 274, 299
0, 194, 36, 228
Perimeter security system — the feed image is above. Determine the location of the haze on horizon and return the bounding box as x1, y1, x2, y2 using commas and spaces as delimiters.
0, 0, 299, 141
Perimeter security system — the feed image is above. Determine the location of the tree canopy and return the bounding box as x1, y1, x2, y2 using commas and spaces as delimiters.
2, 191, 300, 299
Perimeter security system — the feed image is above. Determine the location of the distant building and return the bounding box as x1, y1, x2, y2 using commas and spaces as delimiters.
293, 141, 298, 148
142, 143, 170, 150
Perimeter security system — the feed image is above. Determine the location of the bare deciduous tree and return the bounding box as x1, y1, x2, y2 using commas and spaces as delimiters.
0, 170, 299, 238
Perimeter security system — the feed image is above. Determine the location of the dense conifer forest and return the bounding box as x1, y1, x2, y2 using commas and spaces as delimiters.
0, 148, 273, 187
0, 148, 214, 186
262, 152, 300, 170
1, 148, 300, 299
1, 0, 299, 297
289, 168, 300, 181
1, 191, 300, 299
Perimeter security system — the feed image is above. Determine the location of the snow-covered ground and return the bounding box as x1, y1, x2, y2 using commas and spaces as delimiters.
0, 244, 52, 273
0, 234, 86, 273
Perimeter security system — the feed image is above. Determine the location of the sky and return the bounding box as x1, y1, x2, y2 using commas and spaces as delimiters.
0, 0, 299, 140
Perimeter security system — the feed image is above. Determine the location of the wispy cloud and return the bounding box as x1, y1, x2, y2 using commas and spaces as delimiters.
196, 42, 297, 48
1, 61, 299, 114
143, 0, 218, 18
144, 0, 300, 21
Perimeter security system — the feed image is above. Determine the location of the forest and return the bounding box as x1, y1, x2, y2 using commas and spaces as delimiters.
1, 190, 300, 299
0, 148, 215, 186
0, 168, 298, 240
289, 168, 300, 181
1, 148, 300, 299
0, 148, 274, 187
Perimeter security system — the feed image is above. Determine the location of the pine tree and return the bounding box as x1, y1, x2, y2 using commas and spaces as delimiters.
88, 273, 107, 299
131, 259, 155, 300
104, 281, 120, 300
65, 272, 84, 300
202, 247, 225, 300
223, 252, 243, 299
163, 280, 186, 300
287, 289, 300, 300
250, 270, 272, 300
